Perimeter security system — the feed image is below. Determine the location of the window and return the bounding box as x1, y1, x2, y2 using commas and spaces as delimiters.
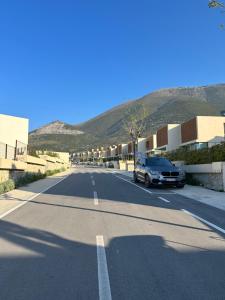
146, 157, 173, 167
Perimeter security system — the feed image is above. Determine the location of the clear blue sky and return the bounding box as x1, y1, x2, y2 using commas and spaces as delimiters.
0, 0, 225, 130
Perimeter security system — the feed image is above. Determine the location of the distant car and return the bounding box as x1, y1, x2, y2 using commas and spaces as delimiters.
107, 162, 114, 168
133, 157, 185, 188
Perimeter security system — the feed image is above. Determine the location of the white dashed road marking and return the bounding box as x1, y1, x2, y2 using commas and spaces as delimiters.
158, 196, 170, 203
182, 209, 225, 235
115, 175, 152, 194
96, 235, 112, 300
94, 191, 99, 205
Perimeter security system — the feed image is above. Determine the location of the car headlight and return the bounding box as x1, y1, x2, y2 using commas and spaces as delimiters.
150, 170, 160, 175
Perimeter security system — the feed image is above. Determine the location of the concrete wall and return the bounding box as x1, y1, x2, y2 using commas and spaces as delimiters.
197, 116, 225, 144
119, 161, 127, 171
0, 158, 27, 171
0, 114, 29, 146
173, 161, 225, 191
167, 124, 181, 151
111, 148, 116, 157
112, 161, 119, 169
0, 154, 68, 183
122, 144, 128, 155
127, 161, 134, 171
137, 138, 147, 154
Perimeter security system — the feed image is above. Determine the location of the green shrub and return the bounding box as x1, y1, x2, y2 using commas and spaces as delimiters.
0, 167, 67, 194
0, 179, 15, 194
46, 167, 65, 176
45, 151, 59, 158
166, 143, 225, 165
15, 172, 46, 188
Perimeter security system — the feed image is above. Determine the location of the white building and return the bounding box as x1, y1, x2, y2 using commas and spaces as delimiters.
156, 124, 181, 152
0, 114, 29, 147
0, 114, 29, 159
137, 138, 147, 155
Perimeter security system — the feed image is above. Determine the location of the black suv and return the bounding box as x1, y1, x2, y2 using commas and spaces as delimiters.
133, 157, 185, 188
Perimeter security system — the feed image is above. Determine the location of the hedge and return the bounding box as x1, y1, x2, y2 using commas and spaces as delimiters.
165, 143, 225, 165
0, 167, 67, 195
0, 179, 15, 194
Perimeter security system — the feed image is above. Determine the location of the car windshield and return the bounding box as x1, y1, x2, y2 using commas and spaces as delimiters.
146, 157, 173, 167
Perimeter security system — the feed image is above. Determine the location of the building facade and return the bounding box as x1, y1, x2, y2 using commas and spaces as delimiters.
156, 124, 181, 152
181, 116, 225, 150
0, 114, 29, 160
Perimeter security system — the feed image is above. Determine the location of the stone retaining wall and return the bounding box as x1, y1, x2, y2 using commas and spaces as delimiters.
0, 155, 69, 183
173, 161, 225, 191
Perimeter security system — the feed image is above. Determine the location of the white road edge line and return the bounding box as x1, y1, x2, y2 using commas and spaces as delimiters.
92, 179, 96, 186
96, 235, 112, 300
158, 196, 170, 203
115, 175, 152, 194
0, 173, 72, 220
182, 209, 225, 235
94, 191, 99, 205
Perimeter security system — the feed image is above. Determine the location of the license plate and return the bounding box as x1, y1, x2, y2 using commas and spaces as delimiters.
166, 178, 176, 182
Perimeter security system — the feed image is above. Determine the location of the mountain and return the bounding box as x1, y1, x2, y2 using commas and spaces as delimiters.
30, 120, 84, 136
29, 83, 225, 152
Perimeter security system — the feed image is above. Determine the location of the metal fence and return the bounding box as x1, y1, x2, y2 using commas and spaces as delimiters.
0, 140, 27, 161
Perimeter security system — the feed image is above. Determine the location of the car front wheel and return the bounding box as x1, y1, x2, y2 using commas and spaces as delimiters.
145, 174, 151, 188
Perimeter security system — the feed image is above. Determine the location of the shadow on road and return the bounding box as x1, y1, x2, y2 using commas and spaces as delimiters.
0, 219, 225, 299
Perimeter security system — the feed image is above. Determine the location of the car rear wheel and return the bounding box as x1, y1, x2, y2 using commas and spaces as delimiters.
145, 174, 151, 188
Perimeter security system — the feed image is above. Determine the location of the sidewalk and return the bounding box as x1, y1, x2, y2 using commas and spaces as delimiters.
113, 169, 225, 212
0, 169, 72, 218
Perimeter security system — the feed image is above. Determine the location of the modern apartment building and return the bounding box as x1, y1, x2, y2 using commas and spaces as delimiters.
116, 144, 128, 159
137, 138, 147, 154
146, 134, 157, 155
110, 146, 117, 159
0, 114, 29, 146
0, 114, 29, 159
128, 141, 134, 155
156, 124, 181, 152
50, 152, 70, 164
181, 116, 225, 150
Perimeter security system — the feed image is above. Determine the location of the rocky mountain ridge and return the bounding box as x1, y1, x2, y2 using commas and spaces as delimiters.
29, 83, 225, 152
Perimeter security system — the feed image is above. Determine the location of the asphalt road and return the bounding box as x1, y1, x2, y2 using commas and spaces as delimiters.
0, 167, 225, 300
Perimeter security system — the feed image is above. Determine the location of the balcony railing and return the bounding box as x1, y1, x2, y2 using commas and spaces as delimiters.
0, 140, 27, 161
